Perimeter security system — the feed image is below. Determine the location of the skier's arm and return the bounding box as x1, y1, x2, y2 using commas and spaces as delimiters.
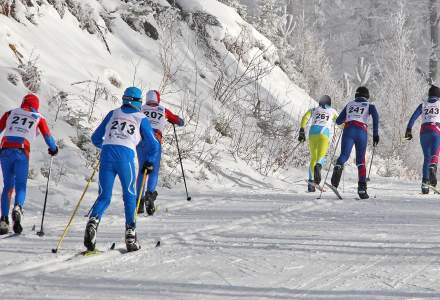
406, 104, 423, 130
300, 109, 312, 129
37, 117, 57, 151
0, 111, 11, 134
369, 104, 379, 137
91, 111, 113, 149
335, 107, 347, 125
140, 118, 160, 163
165, 108, 184, 126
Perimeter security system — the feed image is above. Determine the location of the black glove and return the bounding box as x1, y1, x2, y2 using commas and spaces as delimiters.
142, 161, 154, 174
405, 128, 413, 141
373, 135, 379, 147
298, 128, 306, 143
48, 147, 58, 156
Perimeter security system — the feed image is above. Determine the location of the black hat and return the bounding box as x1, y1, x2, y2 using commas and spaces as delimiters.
355, 86, 370, 99
318, 95, 331, 106
429, 85, 440, 98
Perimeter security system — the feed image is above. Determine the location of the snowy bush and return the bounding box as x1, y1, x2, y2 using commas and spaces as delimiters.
47, 0, 65, 18
7, 73, 19, 86
65, 0, 97, 34
18, 56, 42, 93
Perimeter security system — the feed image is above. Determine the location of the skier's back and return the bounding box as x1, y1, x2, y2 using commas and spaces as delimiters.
330, 86, 379, 199
0, 94, 58, 235
85, 87, 160, 252
405, 85, 440, 194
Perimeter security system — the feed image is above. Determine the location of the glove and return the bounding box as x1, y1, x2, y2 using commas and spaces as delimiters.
142, 161, 154, 174
405, 128, 413, 141
178, 118, 184, 127
48, 147, 58, 156
373, 135, 379, 147
298, 128, 306, 143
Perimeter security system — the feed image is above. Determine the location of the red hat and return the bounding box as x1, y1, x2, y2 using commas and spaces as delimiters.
21, 94, 40, 111
146, 90, 160, 104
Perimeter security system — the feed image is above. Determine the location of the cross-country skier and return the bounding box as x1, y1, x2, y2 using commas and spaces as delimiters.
405, 85, 440, 194
298, 95, 338, 192
84, 87, 160, 252
0, 94, 58, 235
330, 86, 379, 199
136, 90, 184, 215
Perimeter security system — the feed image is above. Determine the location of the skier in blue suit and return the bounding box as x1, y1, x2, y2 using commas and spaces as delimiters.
84, 87, 160, 252
405, 85, 440, 194
330, 86, 380, 199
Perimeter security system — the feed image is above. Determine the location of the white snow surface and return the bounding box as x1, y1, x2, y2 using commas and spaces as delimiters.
2, 173, 440, 299
2, 1, 437, 299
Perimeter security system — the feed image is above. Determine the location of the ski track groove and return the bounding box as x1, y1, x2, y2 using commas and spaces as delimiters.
0, 193, 342, 278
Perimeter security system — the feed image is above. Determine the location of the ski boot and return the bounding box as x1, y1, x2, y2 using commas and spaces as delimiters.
84, 217, 99, 251
422, 178, 430, 194
358, 182, 369, 199
307, 180, 316, 192
137, 196, 145, 214
331, 165, 344, 188
0, 216, 9, 235
145, 191, 158, 216
125, 225, 141, 252
429, 164, 437, 187
314, 163, 322, 185
12, 205, 23, 234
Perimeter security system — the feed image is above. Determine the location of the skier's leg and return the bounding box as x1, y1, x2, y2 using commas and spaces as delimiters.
0, 151, 14, 234
0, 151, 15, 218
11, 151, 28, 234
90, 162, 116, 220
420, 132, 431, 180
331, 129, 354, 187
315, 133, 330, 185
13, 151, 29, 208
307, 134, 318, 191
353, 130, 369, 199
428, 131, 440, 186
117, 160, 137, 228
117, 160, 140, 251
146, 144, 162, 193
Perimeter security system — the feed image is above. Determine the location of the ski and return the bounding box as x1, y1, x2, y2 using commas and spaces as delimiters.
324, 182, 343, 200
81, 249, 103, 257
304, 180, 326, 193
422, 183, 440, 194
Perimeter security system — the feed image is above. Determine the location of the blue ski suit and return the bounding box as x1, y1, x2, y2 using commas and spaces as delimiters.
0, 98, 57, 218
335, 97, 379, 183
90, 105, 160, 227
407, 97, 440, 180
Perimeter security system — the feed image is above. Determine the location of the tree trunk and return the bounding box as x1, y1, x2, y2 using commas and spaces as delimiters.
430, 0, 439, 84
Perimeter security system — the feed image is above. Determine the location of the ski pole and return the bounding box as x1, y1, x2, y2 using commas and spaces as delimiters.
134, 169, 148, 222
173, 123, 191, 201
37, 157, 54, 237
52, 160, 100, 254
367, 146, 376, 182
319, 130, 342, 199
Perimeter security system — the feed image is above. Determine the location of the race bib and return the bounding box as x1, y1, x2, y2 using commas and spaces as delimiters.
103, 108, 144, 151
4, 108, 40, 143
311, 106, 336, 129
141, 104, 167, 133
422, 101, 440, 124
345, 101, 369, 124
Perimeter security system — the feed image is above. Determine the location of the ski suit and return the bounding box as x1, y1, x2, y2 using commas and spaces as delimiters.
335, 97, 379, 183
90, 105, 160, 227
406, 97, 440, 180
0, 101, 57, 218
300, 105, 338, 181
136, 104, 184, 198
